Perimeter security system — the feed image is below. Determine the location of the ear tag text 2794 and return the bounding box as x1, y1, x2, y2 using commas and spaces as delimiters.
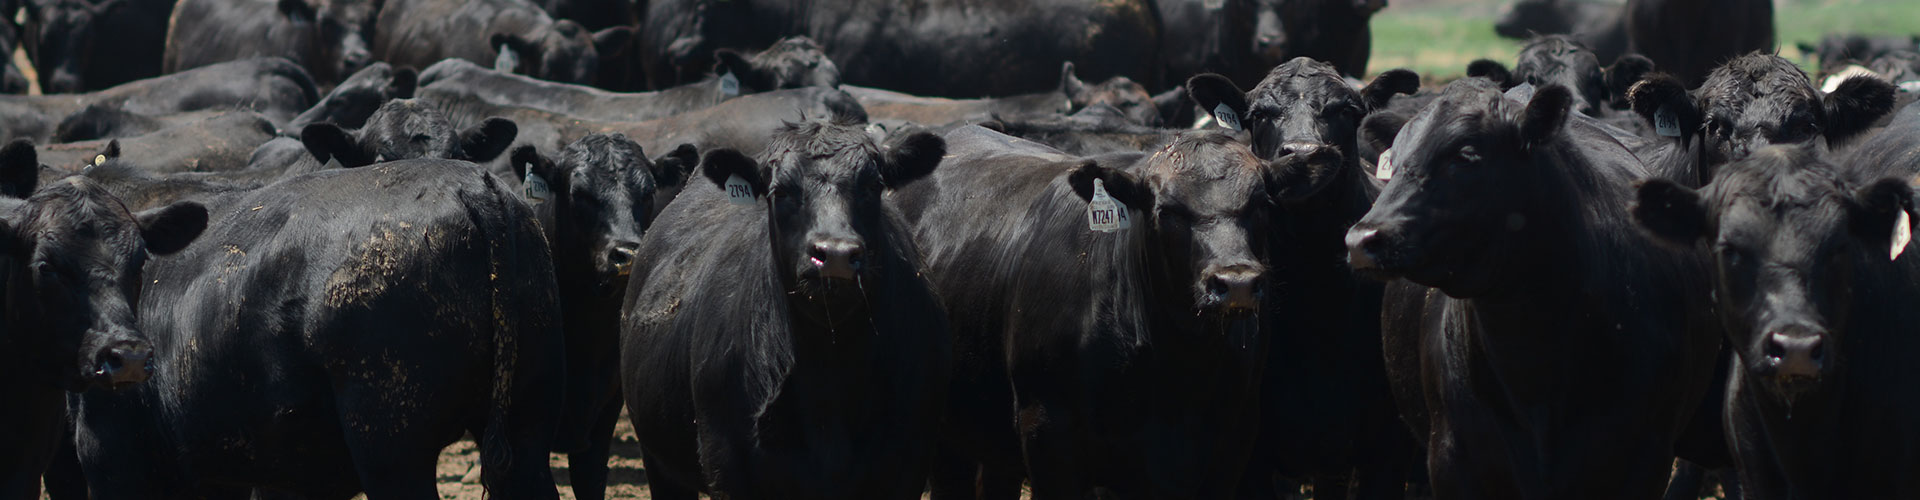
719, 71, 741, 97
523, 167, 552, 204
1655, 105, 1681, 137
1213, 103, 1241, 131
725, 174, 756, 205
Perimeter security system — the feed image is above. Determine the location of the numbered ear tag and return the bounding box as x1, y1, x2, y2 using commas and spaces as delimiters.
1655, 105, 1681, 137
1213, 103, 1241, 131
1375, 149, 1395, 181
1086, 178, 1130, 232
523, 168, 552, 204
719, 71, 741, 97
725, 174, 756, 205
93, 154, 107, 166
1892, 208, 1911, 261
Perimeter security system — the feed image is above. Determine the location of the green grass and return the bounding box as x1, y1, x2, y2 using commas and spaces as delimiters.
1364, 0, 1920, 81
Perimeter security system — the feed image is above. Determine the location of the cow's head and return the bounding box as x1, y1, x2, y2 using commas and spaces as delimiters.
0, 139, 205, 390
1072, 131, 1284, 318
1630, 53, 1896, 179
491, 20, 633, 85
289, 62, 419, 131
1060, 62, 1162, 127
24, 0, 123, 93
711, 36, 841, 92
1346, 79, 1576, 297
1632, 145, 1909, 403
699, 121, 941, 317
1511, 35, 1607, 116
276, 0, 377, 84
301, 99, 517, 167
511, 136, 695, 292
1189, 57, 1416, 199
1253, 0, 1383, 75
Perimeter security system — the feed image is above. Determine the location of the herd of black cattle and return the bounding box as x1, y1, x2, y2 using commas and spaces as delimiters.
3, 0, 1920, 498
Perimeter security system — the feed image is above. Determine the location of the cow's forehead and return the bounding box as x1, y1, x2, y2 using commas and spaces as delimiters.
1145, 134, 1266, 206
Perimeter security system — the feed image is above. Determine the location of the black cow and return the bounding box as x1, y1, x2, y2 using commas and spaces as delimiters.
0, 140, 204, 498
1251, 0, 1387, 78
0, 0, 29, 94
1799, 33, 1920, 69
1156, 0, 1273, 91
417, 36, 838, 123
1625, 0, 1772, 87
288, 62, 420, 132
37, 112, 278, 175
855, 62, 1162, 129
620, 121, 950, 499
1626, 53, 1897, 183
1345, 80, 1724, 498
0, 58, 316, 144
1470, 35, 1653, 117
639, 0, 1159, 97
1493, 0, 1629, 66
374, 0, 633, 85
895, 126, 1276, 499
70, 158, 565, 498
1186, 58, 1423, 499
504, 134, 694, 500
299, 98, 519, 168
161, 0, 374, 87
23, 0, 173, 93
1633, 144, 1920, 498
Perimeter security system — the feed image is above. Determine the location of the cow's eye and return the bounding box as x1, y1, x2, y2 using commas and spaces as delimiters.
1450, 146, 1480, 169
1719, 246, 1746, 268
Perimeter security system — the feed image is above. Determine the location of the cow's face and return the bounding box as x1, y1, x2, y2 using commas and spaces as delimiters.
1070, 132, 1278, 318
301, 99, 518, 167
492, 21, 633, 85
1630, 54, 1895, 179
513, 136, 695, 293
1189, 58, 1416, 200
26, 0, 107, 93
0, 141, 205, 390
1633, 146, 1910, 403
289, 62, 417, 131
278, 0, 376, 84
700, 122, 942, 314
712, 36, 840, 92
1059, 63, 1162, 127
1253, 0, 1381, 70
1512, 35, 1606, 117
1346, 80, 1574, 297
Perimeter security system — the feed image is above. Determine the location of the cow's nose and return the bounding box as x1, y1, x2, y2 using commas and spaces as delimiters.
343, 49, 372, 74
48, 72, 81, 94
1765, 332, 1825, 380
1279, 142, 1333, 162
808, 238, 864, 281
1204, 265, 1262, 316
605, 242, 640, 277
96, 340, 153, 386
1346, 227, 1382, 271
1256, 35, 1285, 53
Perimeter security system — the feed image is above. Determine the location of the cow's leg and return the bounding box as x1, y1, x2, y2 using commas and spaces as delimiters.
927, 446, 978, 500
1017, 403, 1085, 500
1663, 460, 1704, 500
1234, 467, 1278, 500
978, 463, 1025, 500
339, 426, 441, 500
641, 449, 700, 500
565, 404, 621, 500
1313, 474, 1352, 500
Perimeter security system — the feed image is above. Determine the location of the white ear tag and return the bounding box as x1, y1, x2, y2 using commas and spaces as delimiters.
1375, 149, 1395, 181
522, 168, 552, 204
1901, 81, 1920, 93
724, 174, 756, 205
323, 157, 343, 170
1213, 103, 1241, 131
93, 154, 107, 166
1655, 105, 1681, 137
1892, 208, 1911, 261
1087, 178, 1129, 232
494, 45, 520, 73
719, 71, 741, 97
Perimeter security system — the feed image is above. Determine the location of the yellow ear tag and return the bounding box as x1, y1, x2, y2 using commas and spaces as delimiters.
94, 154, 107, 166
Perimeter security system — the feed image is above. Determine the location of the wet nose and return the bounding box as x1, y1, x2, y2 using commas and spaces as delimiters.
1256, 34, 1285, 54
1765, 331, 1825, 380
1346, 227, 1382, 271
605, 242, 640, 277
96, 340, 154, 386
808, 238, 864, 281
1279, 142, 1330, 160
1205, 265, 1262, 315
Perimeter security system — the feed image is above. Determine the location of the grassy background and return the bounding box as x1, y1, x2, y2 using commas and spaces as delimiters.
1366, 0, 1920, 81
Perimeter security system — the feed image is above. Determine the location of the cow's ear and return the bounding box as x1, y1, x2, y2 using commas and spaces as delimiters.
300, 123, 373, 167
1467, 59, 1513, 88
458, 118, 518, 163
0, 139, 37, 199
1603, 54, 1655, 109
699, 149, 768, 197
387, 67, 418, 99
879, 131, 944, 189
1823, 75, 1897, 144
593, 26, 635, 57
1186, 73, 1247, 126
1850, 177, 1916, 260
1059, 62, 1088, 101
711, 49, 770, 91
508, 145, 555, 182
1361, 69, 1419, 110
1150, 86, 1192, 127
1631, 179, 1708, 248
1628, 73, 1701, 140
1519, 84, 1572, 147
1068, 161, 1153, 209
277, 0, 315, 23
137, 201, 207, 256
650, 143, 699, 189
1359, 111, 1407, 158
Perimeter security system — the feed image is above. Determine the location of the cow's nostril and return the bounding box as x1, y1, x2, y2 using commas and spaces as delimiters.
606, 243, 640, 276
808, 239, 864, 281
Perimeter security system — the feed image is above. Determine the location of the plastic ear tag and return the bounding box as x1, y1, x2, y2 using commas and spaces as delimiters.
1086, 178, 1130, 232
719, 71, 741, 97
323, 158, 343, 170
725, 174, 756, 205
523, 168, 552, 204
93, 154, 107, 166
1203, 0, 1224, 9
494, 45, 519, 73
1901, 81, 1920, 93
1892, 208, 1911, 261
1655, 105, 1681, 137
1375, 149, 1395, 181
1213, 103, 1241, 131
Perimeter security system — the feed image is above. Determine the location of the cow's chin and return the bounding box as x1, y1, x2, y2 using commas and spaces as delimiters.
788, 274, 870, 323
